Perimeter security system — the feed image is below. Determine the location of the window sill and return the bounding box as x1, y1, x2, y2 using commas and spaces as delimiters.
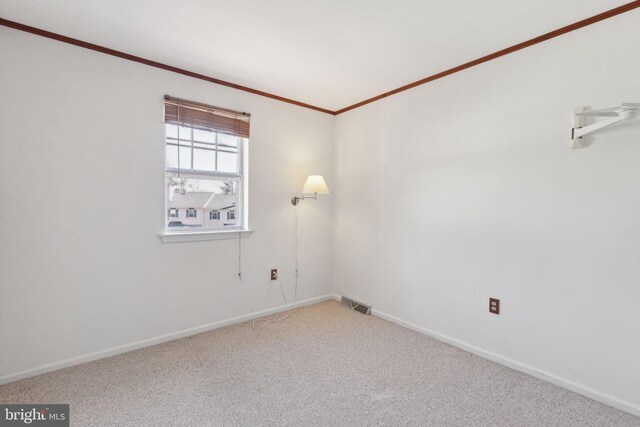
159, 229, 253, 243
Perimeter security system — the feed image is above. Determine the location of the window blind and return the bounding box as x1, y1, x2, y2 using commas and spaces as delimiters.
164, 95, 250, 138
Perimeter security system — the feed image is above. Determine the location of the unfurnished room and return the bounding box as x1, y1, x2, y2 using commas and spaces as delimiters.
1, 1, 640, 426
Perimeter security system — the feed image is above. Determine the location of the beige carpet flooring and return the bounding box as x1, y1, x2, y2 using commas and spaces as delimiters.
1, 300, 639, 426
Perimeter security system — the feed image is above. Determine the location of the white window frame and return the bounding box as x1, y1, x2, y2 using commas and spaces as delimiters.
163, 124, 249, 239
209, 211, 220, 220
168, 208, 178, 218
159, 95, 253, 243
186, 208, 197, 218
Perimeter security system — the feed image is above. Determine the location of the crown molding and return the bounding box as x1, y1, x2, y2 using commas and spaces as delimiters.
335, 1, 640, 114
0, 17, 335, 115
2, 1, 639, 116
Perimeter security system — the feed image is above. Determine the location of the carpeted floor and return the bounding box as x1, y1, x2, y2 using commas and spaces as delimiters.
1, 300, 639, 426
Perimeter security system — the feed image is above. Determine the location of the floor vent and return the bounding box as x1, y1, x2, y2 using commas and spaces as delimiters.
340, 296, 372, 315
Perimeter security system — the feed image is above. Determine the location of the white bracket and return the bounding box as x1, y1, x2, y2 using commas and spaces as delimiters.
571, 103, 640, 149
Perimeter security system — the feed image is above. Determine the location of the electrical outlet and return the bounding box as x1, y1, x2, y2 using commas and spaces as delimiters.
489, 298, 500, 315
271, 269, 278, 280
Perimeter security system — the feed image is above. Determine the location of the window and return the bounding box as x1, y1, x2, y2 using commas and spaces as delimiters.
164, 96, 249, 231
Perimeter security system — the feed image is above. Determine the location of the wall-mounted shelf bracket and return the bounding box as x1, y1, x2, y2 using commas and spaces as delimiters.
571, 103, 640, 149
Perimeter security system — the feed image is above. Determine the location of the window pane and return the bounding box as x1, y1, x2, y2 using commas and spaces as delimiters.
166, 176, 240, 230
218, 180, 237, 195
179, 146, 191, 169
166, 145, 178, 168
218, 133, 237, 147
193, 148, 216, 172
166, 124, 178, 139
177, 126, 192, 140
217, 151, 237, 173
193, 128, 216, 143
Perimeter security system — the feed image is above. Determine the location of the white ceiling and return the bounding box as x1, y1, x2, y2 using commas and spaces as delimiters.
0, 0, 629, 111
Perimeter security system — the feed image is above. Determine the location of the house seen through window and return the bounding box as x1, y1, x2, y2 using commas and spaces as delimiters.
165, 96, 250, 231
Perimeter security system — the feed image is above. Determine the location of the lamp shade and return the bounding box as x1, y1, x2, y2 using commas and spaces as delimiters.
301, 175, 329, 195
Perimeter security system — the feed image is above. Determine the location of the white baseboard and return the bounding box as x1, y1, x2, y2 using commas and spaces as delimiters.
369, 307, 640, 417
0, 294, 334, 386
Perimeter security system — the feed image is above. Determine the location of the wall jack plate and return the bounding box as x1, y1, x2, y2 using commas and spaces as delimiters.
489, 298, 500, 315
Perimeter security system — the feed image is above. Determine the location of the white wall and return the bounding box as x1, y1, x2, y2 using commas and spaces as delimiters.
0, 28, 334, 381
2, 8, 640, 416
333, 10, 640, 414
